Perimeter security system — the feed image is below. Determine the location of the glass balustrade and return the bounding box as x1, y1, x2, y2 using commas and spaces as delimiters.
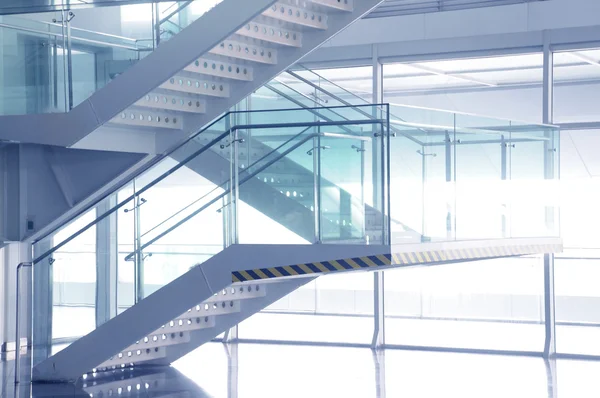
31, 104, 389, 364
388, 103, 559, 243
0, 1, 220, 115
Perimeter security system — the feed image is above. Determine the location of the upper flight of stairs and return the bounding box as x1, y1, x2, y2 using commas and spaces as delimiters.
0, 0, 385, 147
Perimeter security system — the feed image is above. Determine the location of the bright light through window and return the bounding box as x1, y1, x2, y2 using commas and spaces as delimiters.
121, 4, 152, 22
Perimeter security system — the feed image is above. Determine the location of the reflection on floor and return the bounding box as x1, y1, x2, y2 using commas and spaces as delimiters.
2, 342, 600, 397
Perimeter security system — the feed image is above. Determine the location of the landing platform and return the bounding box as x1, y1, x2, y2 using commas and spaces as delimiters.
232, 237, 563, 282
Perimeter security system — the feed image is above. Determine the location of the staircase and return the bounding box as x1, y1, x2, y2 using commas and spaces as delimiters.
29, 103, 562, 383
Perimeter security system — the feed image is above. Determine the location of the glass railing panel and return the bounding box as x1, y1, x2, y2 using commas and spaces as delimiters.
140, 200, 224, 298
292, 68, 371, 106
242, 125, 317, 172
389, 103, 456, 133
389, 108, 456, 243
158, 0, 222, 44
137, 129, 232, 248
116, 185, 137, 313
319, 131, 374, 243
237, 130, 316, 244
68, 26, 152, 108
0, 14, 68, 115
256, 82, 353, 123
420, 127, 452, 242
508, 123, 559, 238
388, 125, 426, 244
453, 114, 506, 240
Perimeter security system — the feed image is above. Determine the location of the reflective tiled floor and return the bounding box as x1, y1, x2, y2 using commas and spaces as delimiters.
2, 342, 600, 397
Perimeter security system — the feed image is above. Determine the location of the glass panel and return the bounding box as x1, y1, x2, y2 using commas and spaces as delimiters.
117, 186, 136, 312
554, 48, 600, 123
555, 250, 600, 355
388, 126, 425, 244
454, 113, 506, 240
0, 14, 67, 115
319, 133, 370, 243
237, 125, 315, 245
158, 0, 223, 43
385, 256, 545, 352
51, 209, 97, 341
508, 124, 558, 238
141, 200, 224, 297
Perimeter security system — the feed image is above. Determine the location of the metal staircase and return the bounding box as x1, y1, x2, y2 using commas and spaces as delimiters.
28, 104, 561, 383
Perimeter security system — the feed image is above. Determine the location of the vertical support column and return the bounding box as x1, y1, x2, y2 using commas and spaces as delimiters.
372, 45, 385, 348
223, 324, 238, 342
543, 253, 556, 358
96, 196, 118, 326
542, 33, 556, 358
312, 134, 321, 243
225, 343, 239, 398
372, 349, 386, 398
233, 128, 240, 245
545, 358, 558, 398
65, 10, 73, 110
444, 130, 453, 239
500, 135, 508, 238
15, 262, 32, 384
1, 243, 33, 353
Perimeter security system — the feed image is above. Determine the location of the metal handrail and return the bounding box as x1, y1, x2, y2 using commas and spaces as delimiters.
14, 262, 32, 384
0, 21, 150, 51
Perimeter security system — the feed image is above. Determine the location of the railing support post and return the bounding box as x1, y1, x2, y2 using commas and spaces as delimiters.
15, 262, 32, 384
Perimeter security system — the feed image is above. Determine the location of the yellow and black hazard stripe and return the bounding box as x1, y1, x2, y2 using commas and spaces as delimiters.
232, 242, 561, 282
232, 254, 393, 283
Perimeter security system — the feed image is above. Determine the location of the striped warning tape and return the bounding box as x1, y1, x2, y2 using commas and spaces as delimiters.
232, 242, 561, 282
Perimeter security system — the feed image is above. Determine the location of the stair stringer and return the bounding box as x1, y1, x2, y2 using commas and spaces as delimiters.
0, 0, 278, 146
32, 243, 388, 382
138, 277, 317, 367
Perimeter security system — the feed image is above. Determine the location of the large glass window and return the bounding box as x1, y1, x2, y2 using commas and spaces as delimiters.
554, 48, 600, 123
553, 47, 600, 356
238, 65, 376, 345
383, 53, 543, 122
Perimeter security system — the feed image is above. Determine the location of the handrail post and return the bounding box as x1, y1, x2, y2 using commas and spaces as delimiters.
15, 262, 32, 384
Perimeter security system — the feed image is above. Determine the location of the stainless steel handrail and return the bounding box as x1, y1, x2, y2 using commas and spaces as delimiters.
158, 0, 194, 25
14, 262, 32, 384
0, 21, 150, 51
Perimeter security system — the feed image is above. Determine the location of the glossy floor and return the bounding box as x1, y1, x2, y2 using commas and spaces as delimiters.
1, 342, 599, 397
